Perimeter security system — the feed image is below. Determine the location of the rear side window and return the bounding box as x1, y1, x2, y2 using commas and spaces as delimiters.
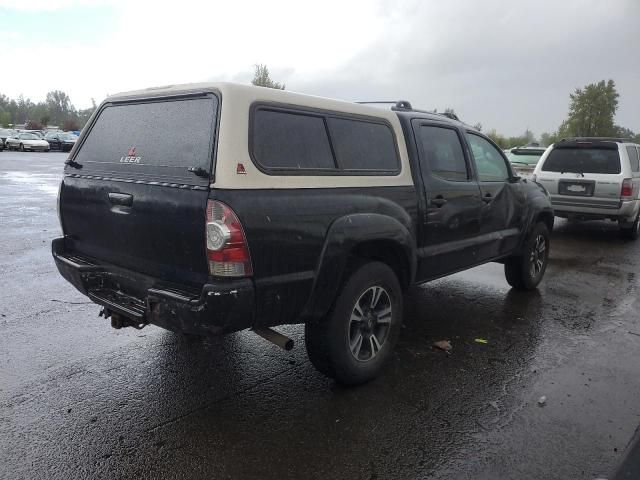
251, 106, 399, 174
252, 110, 335, 170
327, 117, 398, 171
416, 125, 468, 181
542, 147, 621, 174
626, 146, 639, 172
75, 96, 217, 171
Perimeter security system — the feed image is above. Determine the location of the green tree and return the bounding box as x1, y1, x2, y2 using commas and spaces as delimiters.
251, 64, 285, 90
560, 79, 619, 137
77, 98, 97, 126
539, 132, 559, 147
0, 111, 11, 127
613, 125, 636, 140
486, 129, 533, 150
45, 90, 74, 125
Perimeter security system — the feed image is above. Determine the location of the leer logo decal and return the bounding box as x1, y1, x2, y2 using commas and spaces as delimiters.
120, 146, 141, 164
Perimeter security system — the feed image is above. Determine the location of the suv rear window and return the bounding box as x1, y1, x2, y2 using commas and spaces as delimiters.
507, 148, 545, 166
74, 95, 217, 173
542, 146, 621, 174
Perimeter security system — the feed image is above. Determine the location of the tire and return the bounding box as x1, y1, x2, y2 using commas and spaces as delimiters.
620, 213, 640, 240
505, 222, 550, 291
19, 144, 25, 152
305, 261, 403, 385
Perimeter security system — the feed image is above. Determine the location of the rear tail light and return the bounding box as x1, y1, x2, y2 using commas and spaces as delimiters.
621, 178, 633, 198
205, 200, 253, 277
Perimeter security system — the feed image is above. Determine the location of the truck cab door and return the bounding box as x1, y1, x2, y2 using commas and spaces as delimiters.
465, 132, 525, 260
411, 120, 483, 280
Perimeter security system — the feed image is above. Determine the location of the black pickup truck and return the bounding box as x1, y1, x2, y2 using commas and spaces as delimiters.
53, 83, 553, 384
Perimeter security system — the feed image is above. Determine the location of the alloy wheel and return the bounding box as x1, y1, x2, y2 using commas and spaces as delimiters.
529, 234, 546, 279
348, 286, 393, 362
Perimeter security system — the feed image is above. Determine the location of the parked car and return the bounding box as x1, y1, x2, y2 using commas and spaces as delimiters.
53, 83, 553, 385
533, 137, 640, 239
5, 133, 50, 152
0, 128, 16, 147
45, 132, 78, 152
21, 129, 45, 139
507, 146, 547, 179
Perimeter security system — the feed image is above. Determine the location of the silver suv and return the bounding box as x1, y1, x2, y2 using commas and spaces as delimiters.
533, 137, 640, 239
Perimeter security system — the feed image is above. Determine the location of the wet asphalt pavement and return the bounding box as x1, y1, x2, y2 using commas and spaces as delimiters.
1, 152, 640, 480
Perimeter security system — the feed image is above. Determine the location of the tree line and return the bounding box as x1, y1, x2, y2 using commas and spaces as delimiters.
0, 90, 96, 131
4, 69, 637, 147
483, 79, 639, 149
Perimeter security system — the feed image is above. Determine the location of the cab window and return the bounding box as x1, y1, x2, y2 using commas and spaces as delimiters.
466, 133, 510, 181
417, 125, 469, 181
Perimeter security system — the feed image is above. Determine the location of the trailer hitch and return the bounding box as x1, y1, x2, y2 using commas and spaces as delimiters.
99, 308, 148, 330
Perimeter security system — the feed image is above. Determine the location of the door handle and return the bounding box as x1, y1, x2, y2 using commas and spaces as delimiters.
482, 193, 493, 203
108, 192, 133, 207
431, 196, 447, 207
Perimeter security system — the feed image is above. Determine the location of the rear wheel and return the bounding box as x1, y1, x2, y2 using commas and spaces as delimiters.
305, 261, 403, 385
505, 222, 550, 290
620, 213, 640, 240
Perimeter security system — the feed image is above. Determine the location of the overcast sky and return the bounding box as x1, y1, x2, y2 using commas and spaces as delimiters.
1, 0, 638, 136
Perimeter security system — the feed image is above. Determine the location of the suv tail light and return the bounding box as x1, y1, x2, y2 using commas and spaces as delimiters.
205, 200, 253, 277
621, 178, 633, 198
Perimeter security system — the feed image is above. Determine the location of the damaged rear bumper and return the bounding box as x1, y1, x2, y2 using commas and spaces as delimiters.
52, 237, 254, 335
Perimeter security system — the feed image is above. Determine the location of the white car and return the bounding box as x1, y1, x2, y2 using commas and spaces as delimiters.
506, 146, 547, 180
5, 133, 50, 152
533, 137, 640, 239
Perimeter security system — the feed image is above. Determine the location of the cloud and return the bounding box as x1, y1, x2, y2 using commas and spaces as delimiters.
0, 0, 108, 12
289, 0, 640, 135
1, 0, 638, 136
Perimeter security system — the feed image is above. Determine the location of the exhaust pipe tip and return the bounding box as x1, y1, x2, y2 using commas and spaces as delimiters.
253, 327, 294, 351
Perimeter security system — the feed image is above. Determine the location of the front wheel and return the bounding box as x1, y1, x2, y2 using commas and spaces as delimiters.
305, 261, 403, 385
19, 144, 25, 152
504, 222, 550, 290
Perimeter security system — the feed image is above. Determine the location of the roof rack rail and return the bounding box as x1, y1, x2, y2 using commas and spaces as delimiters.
560, 137, 634, 143
354, 100, 462, 122
355, 100, 413, 110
